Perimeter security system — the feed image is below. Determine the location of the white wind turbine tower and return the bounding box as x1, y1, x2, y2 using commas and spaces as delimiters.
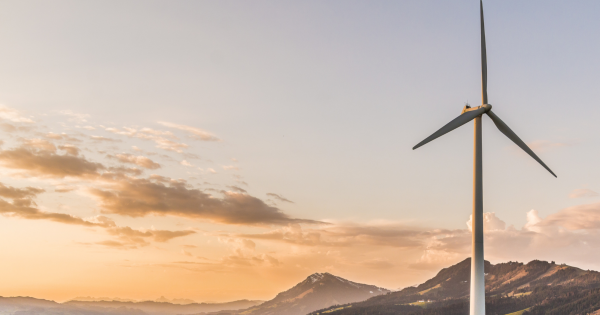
412, 1, 556, 315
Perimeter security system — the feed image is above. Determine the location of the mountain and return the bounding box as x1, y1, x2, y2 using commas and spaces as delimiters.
64, 299, 263, 315
310, 258, 600, 315
71, 296, 138, 302
0, 296, 144, 315
71, 296, 199, 305
154, 296, 196, 305
210, 272, 390, 315
0, 296, 262, 315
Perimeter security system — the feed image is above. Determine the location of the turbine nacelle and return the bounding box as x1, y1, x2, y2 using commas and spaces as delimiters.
461, 104, 492, 114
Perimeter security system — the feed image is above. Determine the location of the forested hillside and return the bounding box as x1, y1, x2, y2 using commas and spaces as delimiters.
310, 258, 600, 315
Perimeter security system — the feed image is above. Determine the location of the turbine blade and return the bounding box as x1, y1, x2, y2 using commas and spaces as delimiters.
413, 107, 487, 150
486, 110, 557, 177
480, 0, 488, 104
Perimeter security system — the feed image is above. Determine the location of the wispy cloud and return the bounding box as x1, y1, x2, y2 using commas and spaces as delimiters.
0, 105, 34, 123
105, 127, 188, 153
0, 146, 104, 178
158, 121, 220, 142
0, 181, 195, 248
227, 185, 247, 193
59, 110, 90, 123
45, 132, 82, 142
0, 142, 317, 226
180, 160, 193, 167
217, 238, 280, 267
89, 178, 322, 226
569, 188, 599, 199
0, 122, 34, 133
58, 144, 80, 156
266, 193, 293, 204
90, 135, 121, 143
527, 140, 575, 152
221, 202, 600, 272
108, 154, 161, 170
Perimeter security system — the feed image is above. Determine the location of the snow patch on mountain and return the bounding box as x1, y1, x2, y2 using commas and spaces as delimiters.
308, 273, 325, 283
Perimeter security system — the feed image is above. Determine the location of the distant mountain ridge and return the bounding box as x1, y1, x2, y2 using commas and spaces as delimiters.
0, 296, 144, 315
70, 296, 196, 304
71, 296, 138, 303
65, 299, 263, 315
210, 272, 390, 315
310, 258, 600, 315
0, 296, 262, 315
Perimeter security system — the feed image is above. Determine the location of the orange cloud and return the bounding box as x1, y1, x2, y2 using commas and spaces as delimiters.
0, 122, 34, 133
90, 135, 121, 142
568, 188, 599, 199
266, 193, 293, 204
22, 139, 57, 152
221, 203, 600, 273
89, 178, 321, 226
0, 182, 195, 247
0, 184, 96, 226
108, 154, 161, 169
0, 183, 44, 199
157, 121, 220, 142
0, 145, 318, 226
58, 144, 80, 156
105, 127, 188, 153
0, 105, 34, 123
103, 224, 196, 246
45, 132, 82, 142
0, 147, 104, 178
540, 202, 600, 230
235, 223, 432, 248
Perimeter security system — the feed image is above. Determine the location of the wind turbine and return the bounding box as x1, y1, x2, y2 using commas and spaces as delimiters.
412, 1, 556, 315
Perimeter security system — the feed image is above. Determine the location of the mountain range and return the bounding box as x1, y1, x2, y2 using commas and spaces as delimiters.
208, 272, 390, 315
0, 297, 262, 315
70, 296, 197, 305
3, 258, 600, 315
310, 258, 600, 315
0, 273, 387, 315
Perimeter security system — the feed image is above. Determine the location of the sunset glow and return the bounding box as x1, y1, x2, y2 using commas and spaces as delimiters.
1, 0, 599, 309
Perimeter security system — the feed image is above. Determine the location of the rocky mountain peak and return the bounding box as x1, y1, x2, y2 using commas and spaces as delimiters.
222, 272, 390, 315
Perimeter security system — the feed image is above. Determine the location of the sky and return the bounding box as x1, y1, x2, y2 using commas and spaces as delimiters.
1, 0, 600, 303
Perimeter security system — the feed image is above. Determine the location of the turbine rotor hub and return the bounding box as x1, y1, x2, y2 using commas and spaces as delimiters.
461, 103, 492, 114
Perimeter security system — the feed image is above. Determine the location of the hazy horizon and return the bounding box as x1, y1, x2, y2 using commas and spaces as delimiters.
1, 0, 600, 304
